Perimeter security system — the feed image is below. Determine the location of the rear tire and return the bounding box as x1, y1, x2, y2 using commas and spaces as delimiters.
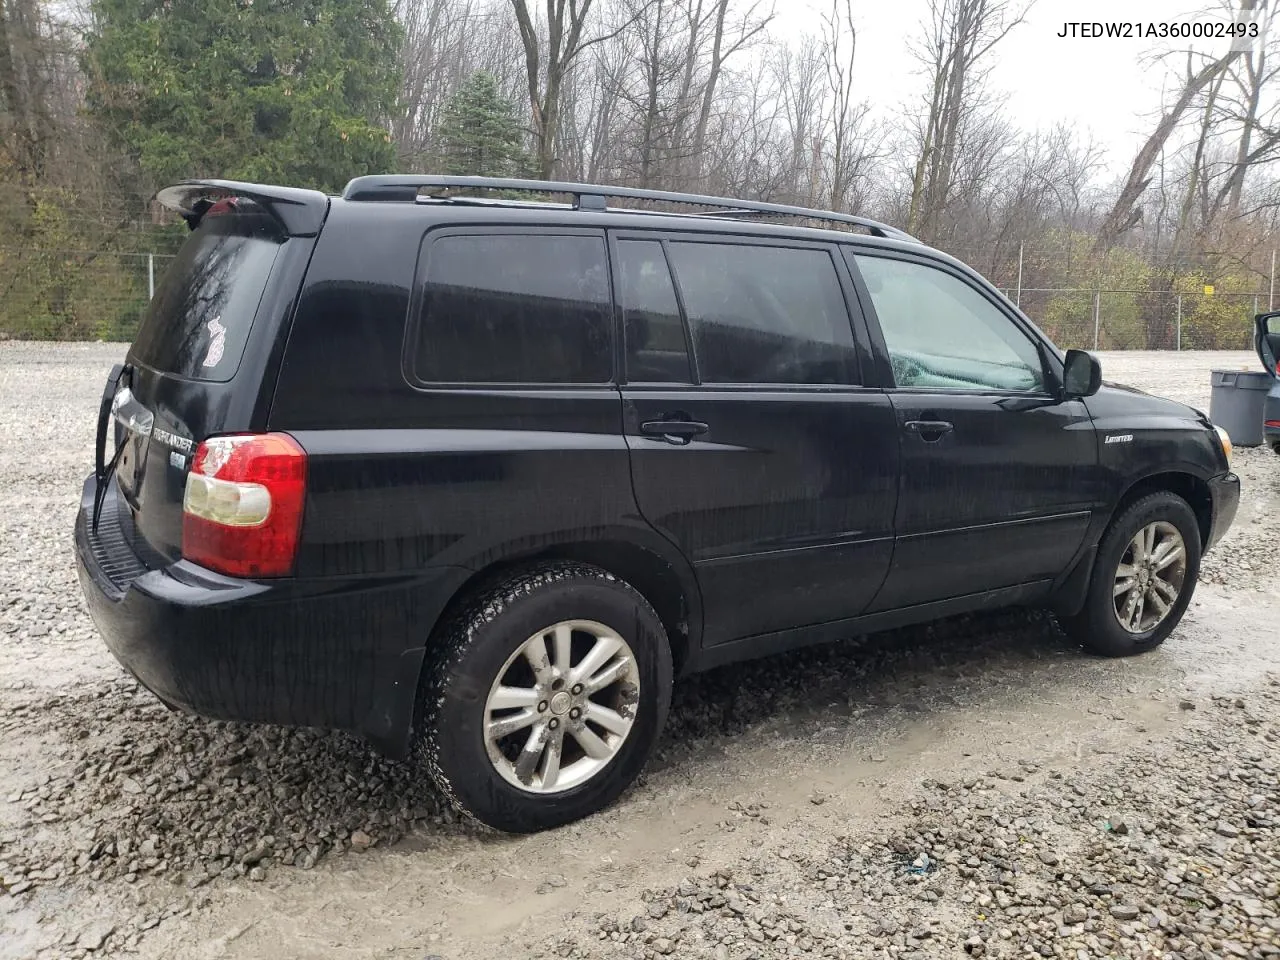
415, 562, 672, 833
1064, 491, 1201, 657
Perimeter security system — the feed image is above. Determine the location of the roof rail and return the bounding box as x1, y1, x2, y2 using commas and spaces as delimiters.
340, 175, 917, 242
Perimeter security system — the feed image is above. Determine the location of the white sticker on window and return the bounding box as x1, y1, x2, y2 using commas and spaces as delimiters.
202, 316, 227, 368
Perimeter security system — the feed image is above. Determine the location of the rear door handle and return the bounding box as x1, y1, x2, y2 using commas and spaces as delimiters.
905, 420, 954, 441
640, 419, 709, 445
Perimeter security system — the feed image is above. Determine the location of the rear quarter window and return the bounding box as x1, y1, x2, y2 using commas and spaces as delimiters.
129, 210, 284, 382
412, 232, 612, 385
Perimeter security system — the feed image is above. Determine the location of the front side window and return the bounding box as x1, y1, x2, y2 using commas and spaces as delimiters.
415, 233, 612, 384
666, 242, 859, 385
852, 254, 1045, 392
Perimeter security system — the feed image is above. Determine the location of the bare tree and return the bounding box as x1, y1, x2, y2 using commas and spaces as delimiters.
394, 0, 470, 168
395, 0, 529, 171
1223, 0, 1276, 213
1095, 0, 1259, 251
689, 0, 773, 185
1209, 0, 1280, 218
509, 0, 652, 178
0, 0, 57, 182
904, 0, 1031, 241
1173, 70, 1229, 258
821, 0, 874, 211
607, 0, 693, 186
772, 38, 825, 204
562, 35, 627, 180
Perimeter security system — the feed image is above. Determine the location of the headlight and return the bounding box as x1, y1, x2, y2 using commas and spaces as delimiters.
1214, 425, 1233, 465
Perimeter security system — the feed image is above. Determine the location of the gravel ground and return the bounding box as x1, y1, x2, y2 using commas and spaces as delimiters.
0, 344, 1277, 960
549, 686, 1280, 960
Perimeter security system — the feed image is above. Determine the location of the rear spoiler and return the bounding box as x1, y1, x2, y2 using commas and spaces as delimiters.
155, 180, 330, 236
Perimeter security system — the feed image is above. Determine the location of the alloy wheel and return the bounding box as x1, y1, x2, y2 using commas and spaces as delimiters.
484, 620, 640, 794
1112, 521, 1187, 634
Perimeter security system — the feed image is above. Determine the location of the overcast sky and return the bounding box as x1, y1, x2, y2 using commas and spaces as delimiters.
770, 0, 1250, 180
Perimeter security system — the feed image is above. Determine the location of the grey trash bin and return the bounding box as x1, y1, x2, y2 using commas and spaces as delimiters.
1209, 370, 1273, 446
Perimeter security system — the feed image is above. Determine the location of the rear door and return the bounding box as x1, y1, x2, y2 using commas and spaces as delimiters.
266, 217, 638, 582
105, 199, 315, 563
1256, 312, 1280, 375
613, 232, 899, 646
846, 250, 1098, 611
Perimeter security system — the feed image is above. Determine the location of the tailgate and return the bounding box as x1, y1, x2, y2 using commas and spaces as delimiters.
102, 200, 295, 564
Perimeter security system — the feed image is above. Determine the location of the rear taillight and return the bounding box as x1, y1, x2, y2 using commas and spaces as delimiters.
182, 433, 307, 577
1266, 419, 1280, 428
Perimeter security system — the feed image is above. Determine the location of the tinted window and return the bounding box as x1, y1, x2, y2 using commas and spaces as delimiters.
130, 210, 283, 382
854, 255, 1044, 392
416, 234, 612, 384
618, 240, 692, 383
667, 242, 858, 385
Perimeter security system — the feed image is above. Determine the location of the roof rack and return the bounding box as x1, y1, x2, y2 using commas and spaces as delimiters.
340, 175, 917, 243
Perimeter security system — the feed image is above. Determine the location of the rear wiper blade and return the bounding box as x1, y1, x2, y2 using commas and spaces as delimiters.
92, 363, 130, 533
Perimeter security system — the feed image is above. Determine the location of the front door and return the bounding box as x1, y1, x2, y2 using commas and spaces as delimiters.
613, 234, 900, 645
847, 250, 1099, 611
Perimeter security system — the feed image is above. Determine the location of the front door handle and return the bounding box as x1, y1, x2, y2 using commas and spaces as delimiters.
904, 419, 954, 441
640, 419, 709, 445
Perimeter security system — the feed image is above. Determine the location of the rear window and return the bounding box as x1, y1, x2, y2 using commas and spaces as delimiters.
413, 233, 612, 384
129, 208, 284, 382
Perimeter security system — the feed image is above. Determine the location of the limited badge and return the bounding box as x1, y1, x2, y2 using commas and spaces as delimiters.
202, 316, 227, 368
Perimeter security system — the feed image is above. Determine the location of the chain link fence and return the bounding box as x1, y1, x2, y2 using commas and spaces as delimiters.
0, 249, 176, 341
0, 246, 1269, 349
998, 288, 1263, 352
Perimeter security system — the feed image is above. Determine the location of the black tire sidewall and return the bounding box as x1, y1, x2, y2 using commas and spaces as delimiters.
1079, 493, 1202, 656
426, 572, 672, 833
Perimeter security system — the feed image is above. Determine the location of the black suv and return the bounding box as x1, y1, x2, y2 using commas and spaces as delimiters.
75, 176, 1240, 832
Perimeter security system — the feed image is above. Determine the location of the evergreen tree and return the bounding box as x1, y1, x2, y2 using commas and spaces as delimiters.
438, 72, 527, 178
83, 0, 402, 194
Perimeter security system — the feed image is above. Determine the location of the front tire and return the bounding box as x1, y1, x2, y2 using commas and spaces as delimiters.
415, 562, 673, 833
1064, 491, 1202, 657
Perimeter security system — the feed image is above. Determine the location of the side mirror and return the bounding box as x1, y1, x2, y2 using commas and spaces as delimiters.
1062, 349, 1102, 399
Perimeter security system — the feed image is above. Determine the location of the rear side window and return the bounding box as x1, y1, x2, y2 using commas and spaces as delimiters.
129, 208, 283, 382
666, 242, 859, 385
617, 240, 692, 383
415, 233, 612, 384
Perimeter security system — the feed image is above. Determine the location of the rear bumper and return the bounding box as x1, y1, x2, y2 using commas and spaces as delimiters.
74, 477, 469, 757
1206, 471, 1240, 551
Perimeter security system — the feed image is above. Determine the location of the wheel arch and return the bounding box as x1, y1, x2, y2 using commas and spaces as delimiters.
1109, 470, 1213, 549
1052, 469, 1211, 619
473, 539, 700, 675
412, 529, 701, 715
